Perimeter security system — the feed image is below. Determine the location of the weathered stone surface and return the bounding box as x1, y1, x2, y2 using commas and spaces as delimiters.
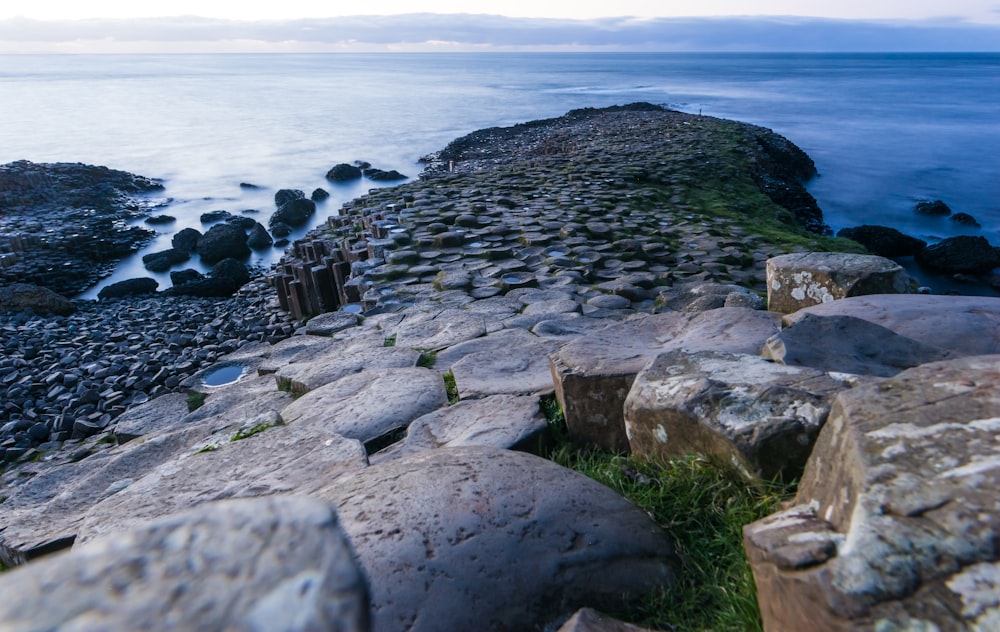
449, 330, 564, 399
764, 313, 955, 377
305, 310, 361, 336
78, 412, 367, 543
766, 252, 914, 314
318, 446, 678, 632
0, 496, 370, 632
0, 282, 76, 316
744, 355, 1000, 631
393, 308, 486, 351
279, 368, 448, 445
112, 392, 193, 442
625, 350, 847, 479
782, 294, 1000, 357
274, 345, 420, 394
371, 394, 546, 462
656, 281, 764, 312
550, 308, 780, 452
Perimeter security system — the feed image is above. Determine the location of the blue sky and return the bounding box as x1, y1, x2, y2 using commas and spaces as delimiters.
1, 1, 998, 52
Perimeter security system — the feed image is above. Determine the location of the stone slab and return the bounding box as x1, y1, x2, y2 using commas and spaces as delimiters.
766, 252, 914, 314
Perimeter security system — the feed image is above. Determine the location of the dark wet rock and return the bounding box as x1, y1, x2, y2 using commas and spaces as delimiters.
274, 188, 304, 207
0, 283, 76, 316
311, 187, 330, 201
246, 222, 274, 250
224, 214, 257, 230
238, 182, 261, 189
199, 209, 233, 224
141, 247, 189, 272
0, 160, 162, 296
836, 225, 927, 257
169, 268, 204, 286
211, 257, 251, 288
326, 163, 363, 182
97, 277, 158, 300
269, 197, 315, 228
914, 199, 952, 216
363, 167, 407, 181
171, 227, 202, 252
915, 235, 1000, 274
195, 223, 251, 265
162, 277, 238, 298
950, 211, 981, 227
144, 214, 175, 225
270, 222, 293, 238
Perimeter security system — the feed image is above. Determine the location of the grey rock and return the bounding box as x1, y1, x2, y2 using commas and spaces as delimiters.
550, 308, 780, 452
0, 496, 369, 632
0, 283, 76, 316
318, 446, 678, 632
279, 368, 448, 446
274, 345, 421, 394
624, 350, 847, 479
305, 311, 361, 336
764, 313, 955, 377
371, 394, 546, 463
450, 330, 564, 399
112, 392, 193, 442
78, 412, 368, 544
782, 294, 1000, 357
766, 252, 915, 314
394, 308, 486, 351
556, 608, 659, 632
744, 355, 1000, 631
97, 277, 158, 300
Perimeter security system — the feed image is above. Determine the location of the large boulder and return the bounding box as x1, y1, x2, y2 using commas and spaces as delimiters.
743, 355, 1000, 631
763, 313, 955, 377
915, 235, 1000, 274
246, 221, 274, 249
0, 496, 370, 632
326, 163, 363, 182
269, 197, 316, 228
195, 222, 250, 265
549, 308, 781, 453
141, 247, 189, 272
624, 350, 847, 479
0, 283, 75, 316
97, 277, 158, 300
211, 257, 251, 287
171, 226, 202, 252
766, 252, 915, 314
317, 446, 679, 632
781, 294, 1000, 357
914, 199, 952, 216
273, 188, 304, 207
835, 225, 927, 258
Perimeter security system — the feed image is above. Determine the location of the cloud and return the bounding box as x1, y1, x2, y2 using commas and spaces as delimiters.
1, 13, 998, 52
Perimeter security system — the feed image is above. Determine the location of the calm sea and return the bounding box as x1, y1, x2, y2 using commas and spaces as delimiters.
0, 52, 997, 297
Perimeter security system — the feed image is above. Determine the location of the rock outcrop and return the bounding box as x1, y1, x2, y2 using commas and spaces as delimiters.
766, 252, 915, 313
0, 283, 76, 316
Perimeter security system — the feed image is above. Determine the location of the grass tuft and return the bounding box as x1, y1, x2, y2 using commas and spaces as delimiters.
231, 422, 275, 442
549, 447, 794, 631
417, 350, 437, 369
186, 391, 207, 412
442, 371, 459, 404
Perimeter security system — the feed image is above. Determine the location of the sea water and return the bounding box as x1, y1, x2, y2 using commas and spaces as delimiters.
0, 52, 997, 297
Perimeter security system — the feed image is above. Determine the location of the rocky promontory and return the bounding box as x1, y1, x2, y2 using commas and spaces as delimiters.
1, 105, 998, 631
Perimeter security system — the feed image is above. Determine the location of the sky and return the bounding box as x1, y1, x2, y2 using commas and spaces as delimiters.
1, 1, 999, 52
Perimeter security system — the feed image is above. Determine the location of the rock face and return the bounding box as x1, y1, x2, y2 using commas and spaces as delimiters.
624, 350, 847, 479
743, 356, 1000, 631
781, 294, 1000, 357
915, 235, 1000, 274
0, 160, 163, 296
550, 308, 780, 452
0, 283, 76, 316
835, 225, 927, 258
763, 313, 955, 377
0, 496, 370, 632
766, 252, 914, 314
319, 446, 679, 632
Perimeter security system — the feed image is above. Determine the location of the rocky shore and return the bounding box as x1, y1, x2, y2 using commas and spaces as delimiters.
0, 104, 998, 631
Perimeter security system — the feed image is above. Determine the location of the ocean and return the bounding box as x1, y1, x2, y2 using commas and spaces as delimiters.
0, 52, 997, 297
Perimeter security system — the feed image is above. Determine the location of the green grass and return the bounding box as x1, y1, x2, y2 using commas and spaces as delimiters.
540, 400, 794, 631
186, 391, 207, 412
231, 422, 275, 442
442, 371, 460, 404
383, 334, 397, 347
417, 350, 437, 368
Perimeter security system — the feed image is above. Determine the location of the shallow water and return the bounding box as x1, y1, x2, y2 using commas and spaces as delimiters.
1, 52, 996, 297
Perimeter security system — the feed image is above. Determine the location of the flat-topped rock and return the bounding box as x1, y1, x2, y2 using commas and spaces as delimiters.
744, 355, 1000, 631
0, 496, 369, 632
763, 313, 955, 377
370, 394, 546, 463
782, 294, 1000, 357
279, 368, 448, 447
450, 330, 565, 399
550, 308, 781, 452
625, 350, 848, 479
766, 252, 915, 314
318, 446, 679, 632
274, 345, 421, 394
